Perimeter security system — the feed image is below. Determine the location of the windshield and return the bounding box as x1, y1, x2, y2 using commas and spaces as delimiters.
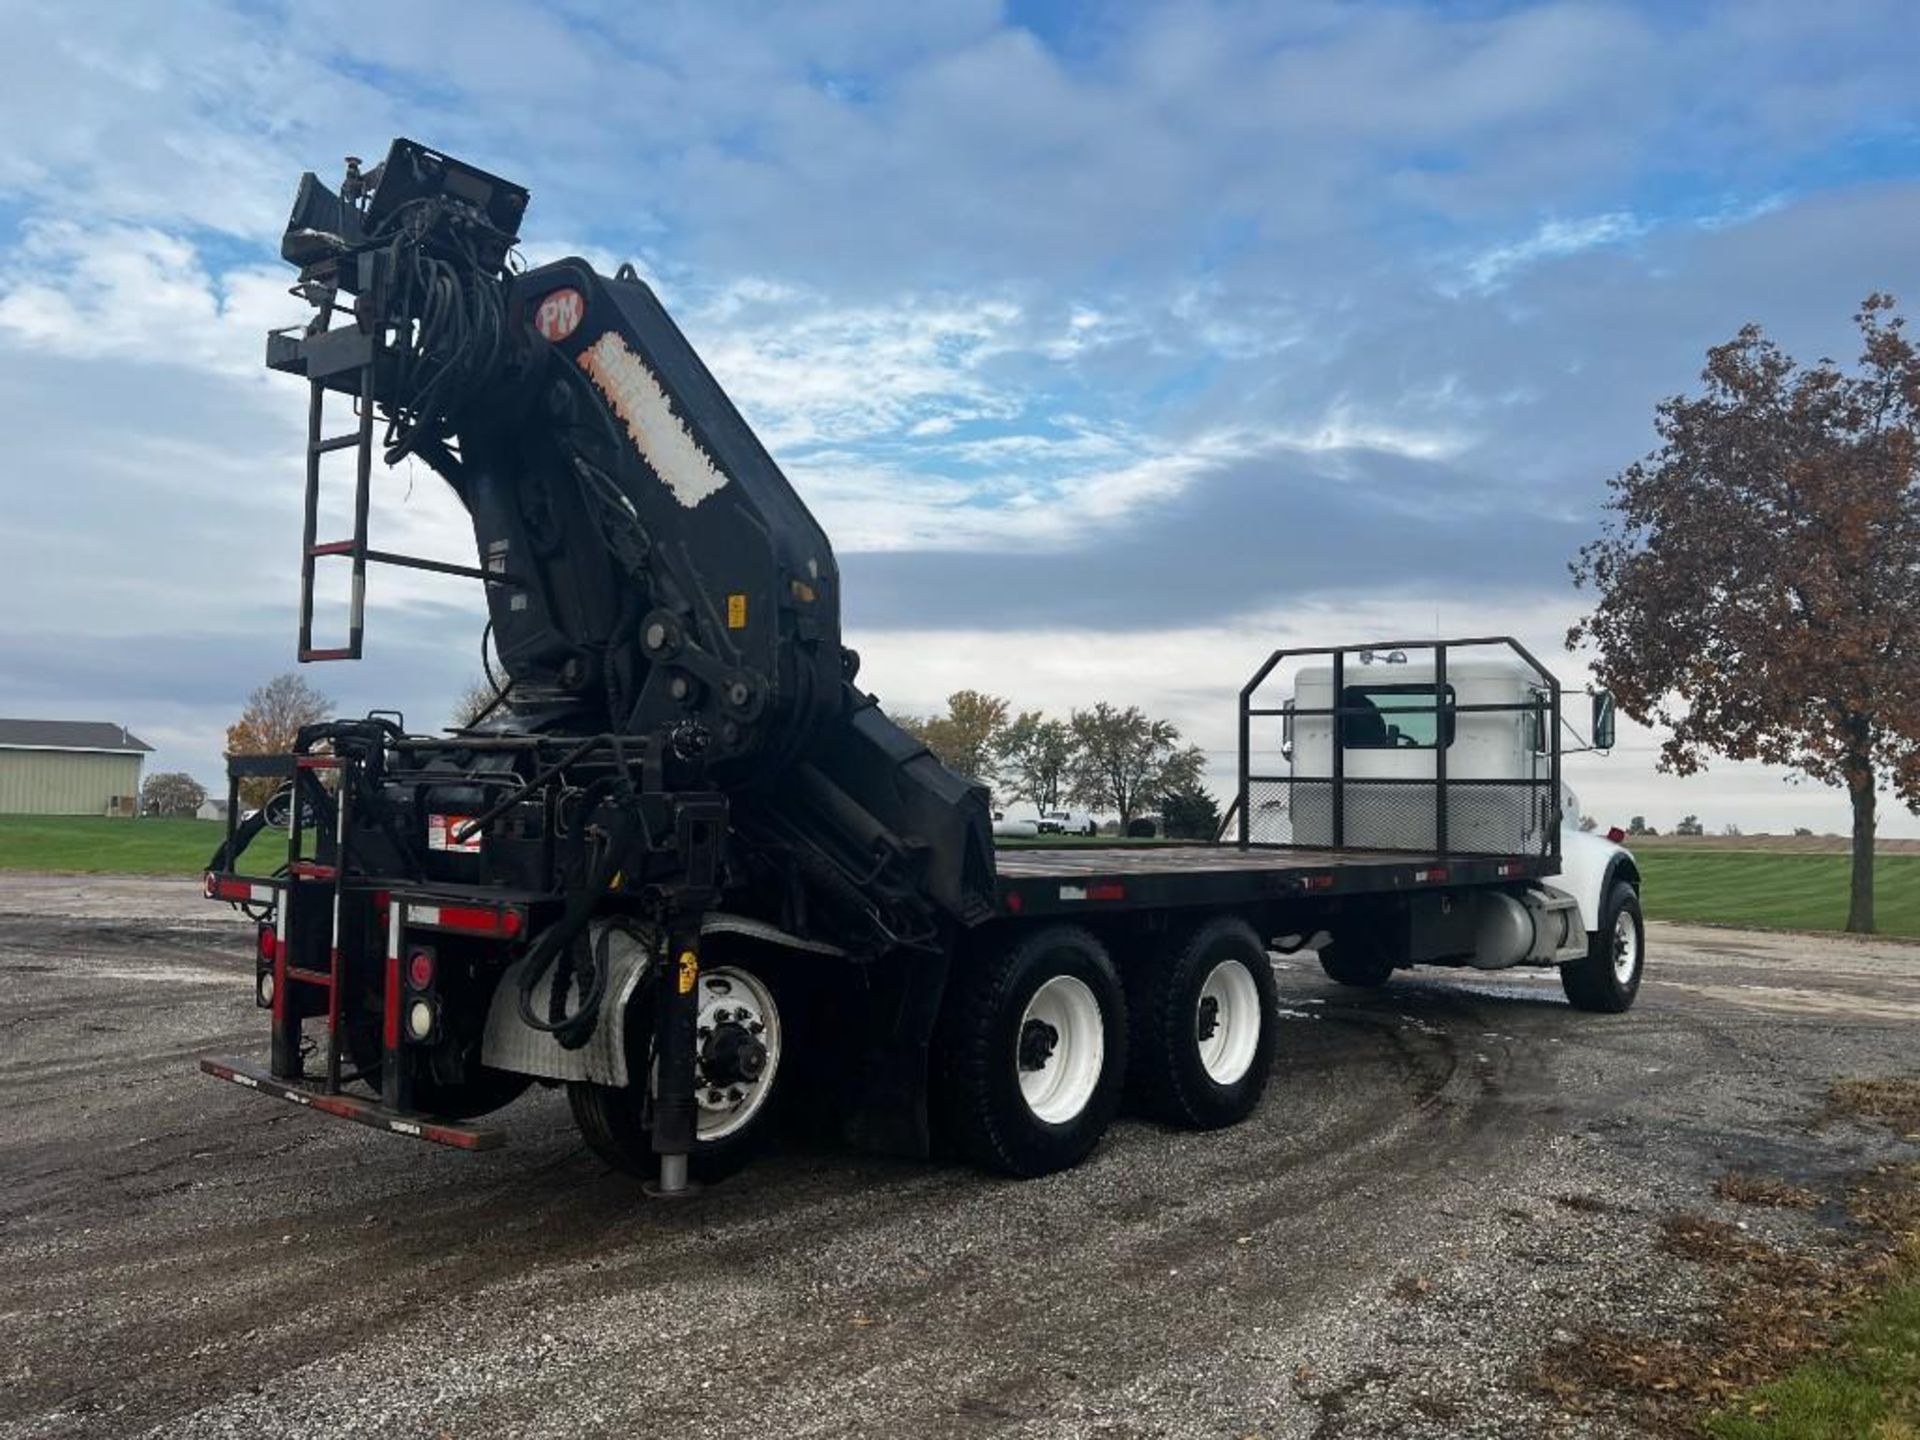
1339, 684, 1456, 749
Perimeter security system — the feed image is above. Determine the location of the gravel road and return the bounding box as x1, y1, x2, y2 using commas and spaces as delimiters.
1, 874, 1916, 1439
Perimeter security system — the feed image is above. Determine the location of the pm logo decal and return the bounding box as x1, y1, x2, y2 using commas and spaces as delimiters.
533, 287, 586, 343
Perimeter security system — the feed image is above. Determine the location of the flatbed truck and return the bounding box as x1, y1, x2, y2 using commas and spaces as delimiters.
200, 141, 1643, 1193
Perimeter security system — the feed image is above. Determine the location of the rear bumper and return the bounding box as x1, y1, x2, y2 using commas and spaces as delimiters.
198, 1056, 505, 1151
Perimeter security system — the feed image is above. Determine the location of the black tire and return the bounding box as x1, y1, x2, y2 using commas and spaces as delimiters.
935, 925, 1127, 1178
1127, 915, 1278, 1129
1561, 882, 1644, 1013
1317, 927, 1397, 988
568, 962, 791, 1185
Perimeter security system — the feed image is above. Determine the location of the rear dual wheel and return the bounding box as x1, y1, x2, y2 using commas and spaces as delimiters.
936, 925, 1128, 1177
1127, 916, 1279, 1129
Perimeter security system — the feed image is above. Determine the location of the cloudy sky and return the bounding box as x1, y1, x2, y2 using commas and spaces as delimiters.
1, 0, 1916, 834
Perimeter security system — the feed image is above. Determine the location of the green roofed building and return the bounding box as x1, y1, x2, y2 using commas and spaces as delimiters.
0, 719, 153, 816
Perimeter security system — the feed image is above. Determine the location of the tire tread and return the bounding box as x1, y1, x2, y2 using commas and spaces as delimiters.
1127, 916, 1277, 1129
934, 925, 1125, 1177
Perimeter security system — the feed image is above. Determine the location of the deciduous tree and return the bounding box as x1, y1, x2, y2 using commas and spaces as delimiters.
1067, 703, 1204, 830
141, 771, 207, 817
1571, 296, 1920, 932
996, 711, 1075, 813
900, 690, 1010, 789
225, 673, 332, 807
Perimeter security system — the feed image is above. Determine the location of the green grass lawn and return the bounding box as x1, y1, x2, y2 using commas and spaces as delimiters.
1707, 1274, 1920, 1440
1635, 849, 1920, 939
0, 815, 273, 876
4, 815, 1918, 938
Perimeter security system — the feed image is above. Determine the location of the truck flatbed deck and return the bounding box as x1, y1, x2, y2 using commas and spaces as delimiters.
992, 843, 1552, 917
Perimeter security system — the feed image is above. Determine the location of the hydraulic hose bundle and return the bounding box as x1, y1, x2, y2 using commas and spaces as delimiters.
366, 198, 517, 463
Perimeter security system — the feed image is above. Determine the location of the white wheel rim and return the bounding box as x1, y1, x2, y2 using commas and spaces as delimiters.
1611, 911, 1640, 984
1196, 958, 1261, 1085
1016, 974, 1104, 1125
682, 966, 781, 1142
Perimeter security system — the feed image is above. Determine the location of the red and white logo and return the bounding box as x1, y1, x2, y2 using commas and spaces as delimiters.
427, 814, 483, 853
532, 287, 586, 343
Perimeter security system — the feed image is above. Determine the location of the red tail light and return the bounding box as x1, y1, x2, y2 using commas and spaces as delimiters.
406, 949, 436, 990
1606, 826, 1627, 843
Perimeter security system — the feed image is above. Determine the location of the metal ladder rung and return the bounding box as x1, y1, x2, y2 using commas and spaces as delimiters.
298, 367, 374, 664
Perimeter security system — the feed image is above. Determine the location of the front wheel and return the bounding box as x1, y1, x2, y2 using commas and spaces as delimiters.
1128, 915, 1278, 1129
1560, 882, 1644, 1013
936, 925, 1127, 1177
568, 963, 788, 1184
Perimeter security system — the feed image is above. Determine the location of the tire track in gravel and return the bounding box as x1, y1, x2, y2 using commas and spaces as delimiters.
4, 906, 1905, 1439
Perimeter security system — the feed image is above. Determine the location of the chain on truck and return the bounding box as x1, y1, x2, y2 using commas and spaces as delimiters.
201, 140, 1646, 1196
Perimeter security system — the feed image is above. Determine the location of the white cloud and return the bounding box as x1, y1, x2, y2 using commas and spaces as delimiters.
0, 220, 289, 381
1457, 211, 1648, 292
685, 283, 1027, 450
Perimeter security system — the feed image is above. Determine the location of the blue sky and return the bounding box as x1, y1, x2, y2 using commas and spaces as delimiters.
0, 0, 1916, 833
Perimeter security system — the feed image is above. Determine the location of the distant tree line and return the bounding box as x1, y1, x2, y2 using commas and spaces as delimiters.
892, 689, 1218, 837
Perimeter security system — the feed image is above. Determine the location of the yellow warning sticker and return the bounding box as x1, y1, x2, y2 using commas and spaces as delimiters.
726, 593, 747, 629
677, 951, 699, 994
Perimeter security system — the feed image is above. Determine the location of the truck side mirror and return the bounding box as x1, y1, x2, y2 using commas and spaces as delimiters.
1591, 690, 1617, 751
1280, 700, 1294, 763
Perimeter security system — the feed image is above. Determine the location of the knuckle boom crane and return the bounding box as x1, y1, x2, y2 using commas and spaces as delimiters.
201, 140, 1641, 1194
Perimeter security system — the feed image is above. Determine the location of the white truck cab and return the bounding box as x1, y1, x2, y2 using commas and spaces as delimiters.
1254, 644, 1641, 1007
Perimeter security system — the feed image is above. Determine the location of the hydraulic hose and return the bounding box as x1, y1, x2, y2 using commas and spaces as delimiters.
513, 788, 646, 1050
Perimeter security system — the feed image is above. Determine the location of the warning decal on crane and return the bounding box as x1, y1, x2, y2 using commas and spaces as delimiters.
578, 331, 731, 509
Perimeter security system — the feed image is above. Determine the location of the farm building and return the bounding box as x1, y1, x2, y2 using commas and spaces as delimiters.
0, 720, 152, 816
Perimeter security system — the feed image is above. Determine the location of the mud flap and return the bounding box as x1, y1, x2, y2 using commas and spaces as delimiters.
839, 944, 950, 1158
481, 928, 654, 1085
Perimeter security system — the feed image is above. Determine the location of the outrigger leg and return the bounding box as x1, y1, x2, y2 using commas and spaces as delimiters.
647, 915, 702, 1198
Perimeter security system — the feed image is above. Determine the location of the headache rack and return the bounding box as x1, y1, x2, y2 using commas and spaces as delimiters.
1232, 636, 1562, 867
